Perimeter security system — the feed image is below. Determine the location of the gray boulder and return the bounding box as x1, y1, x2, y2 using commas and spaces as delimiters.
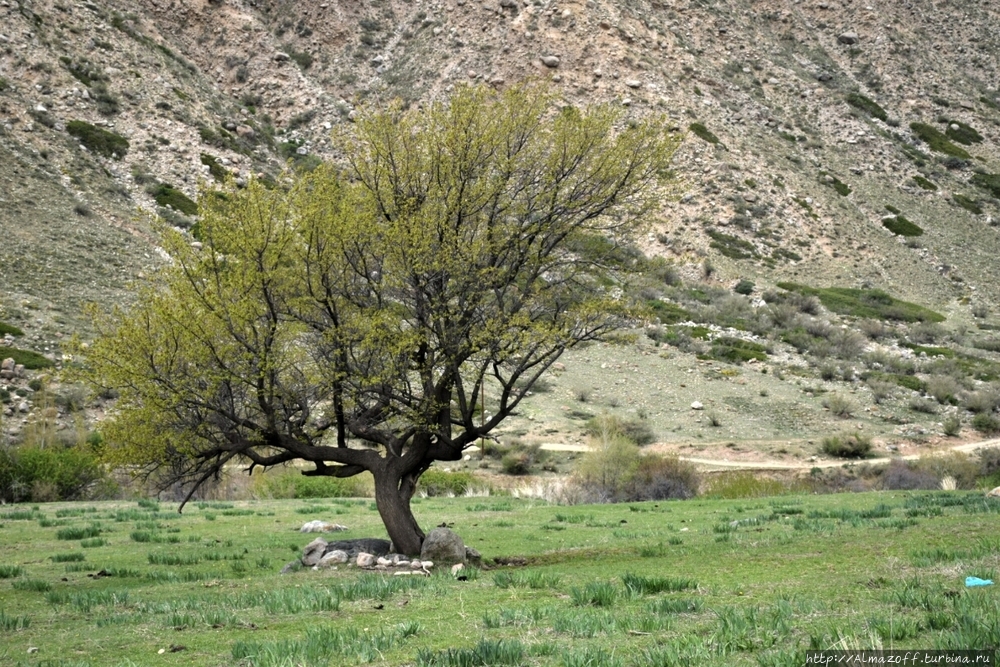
322, 538, 391, 559
420, 528, 466, 565
838, 32, 859, 45
301, 537, 328, 566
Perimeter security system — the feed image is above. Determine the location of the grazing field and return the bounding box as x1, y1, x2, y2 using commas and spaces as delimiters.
1, 492, 999, 666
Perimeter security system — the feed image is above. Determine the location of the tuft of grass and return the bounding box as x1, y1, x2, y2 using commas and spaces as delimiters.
56, 526, 101, 540
200, 153, 229, 182
912, 175, 938, 191
149, 183, 198, 215
0, 611, 31, 631
945, 120, 984, 145
51, 552, 86, 562
570, 581, 619, 607
12, 579, 51, 592
622, 572, 697, 595
0, 321, 24, 337
417, 638, 524, 667
0, 565, 25, 578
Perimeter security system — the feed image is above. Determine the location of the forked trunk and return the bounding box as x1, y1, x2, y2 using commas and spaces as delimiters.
373, 470, 425, 556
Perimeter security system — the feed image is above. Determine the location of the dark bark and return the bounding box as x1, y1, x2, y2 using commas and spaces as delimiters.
372, 466, 425, 556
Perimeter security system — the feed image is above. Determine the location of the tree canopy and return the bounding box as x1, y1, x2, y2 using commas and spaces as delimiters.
86, 84, 680, 554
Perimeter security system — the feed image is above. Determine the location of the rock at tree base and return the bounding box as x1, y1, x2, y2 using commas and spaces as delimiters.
420, 527, 466, 565
356, 552, 376, 568
322, 538, 391, 559
318, 550, 348, 567
301, 537, 328, 566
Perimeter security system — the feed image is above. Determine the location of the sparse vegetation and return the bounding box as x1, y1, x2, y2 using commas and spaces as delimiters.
821, 432, 872, 458
66, 120, 129, 159
149, 183, 198, 215
970, 172, 1000, 199
909, 122, 971, 159
688, 122, 719, 144
911, 175, 938, 191
0, 346, 54, 369
882, 215, 923, 237
845, 93, 888, 121
776, 283, 944, 322
953, 193, 983, 214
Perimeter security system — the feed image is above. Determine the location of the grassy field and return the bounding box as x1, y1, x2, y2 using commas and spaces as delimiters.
1, 491, 999, 666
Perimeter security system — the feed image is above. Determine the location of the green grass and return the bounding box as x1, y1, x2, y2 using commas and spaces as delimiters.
970, 172, 1000, 199
0, 346, 54, 369
151, 183, 198, 215
707, 230, 757, 259
845, 93, 888, 121
909, 122, 971, 159
776, 283, 944, 322
0, 321, 24, 337
688, 122, 719, 144
882, 215, 923, 236
945, 120, 984, 145
953, 193, 983, 214
1, 495, 999, 664
200, 152, 228, 183
912, 175, 938, 191
66, 120, 129, 159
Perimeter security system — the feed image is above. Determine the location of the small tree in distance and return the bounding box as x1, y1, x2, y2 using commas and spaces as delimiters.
84, 84, 680, 555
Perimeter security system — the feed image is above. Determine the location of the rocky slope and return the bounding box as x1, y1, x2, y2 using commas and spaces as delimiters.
2, 0, 1000, 448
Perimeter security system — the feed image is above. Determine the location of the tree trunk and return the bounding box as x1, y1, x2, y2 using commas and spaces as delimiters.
373, 470, 425, 556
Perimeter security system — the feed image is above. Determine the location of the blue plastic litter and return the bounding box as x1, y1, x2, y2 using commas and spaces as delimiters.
965, 576, 994, 587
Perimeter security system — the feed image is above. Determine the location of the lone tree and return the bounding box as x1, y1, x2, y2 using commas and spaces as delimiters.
86, 85, 679, 555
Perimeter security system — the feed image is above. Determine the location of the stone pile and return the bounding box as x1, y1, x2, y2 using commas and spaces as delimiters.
0, 358, 25, 380
287, 528, 481, 575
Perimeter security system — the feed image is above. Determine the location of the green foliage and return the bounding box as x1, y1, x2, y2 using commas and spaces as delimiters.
150, 183, 197, 215
0, 321, 24, 337
944, 120, 984, 145
418, 470, 474, 497
67, 120, 129, 159
953, 193, 983, 214
821, 432, 872, 458
85, 83, 678, 553
822, 173, 851, 196
252, 468, 372, 499
0, 444, 106, 503
970, 172, 1000, 199
283, 46, 314, 70
882, 215, 923, 236
707, 230, 757, 259
776, 283, 944, 322
972, 413, 1000, 434
909, 122, 970, 159
646, 300, 692, 324
584, 414, 656, 446
199, 153, 228, 183
705, 336, 767, 364
912, 175, 937, 191
845, 93, 888, 121
733, 280, 755, 295
688, 122, 719, 144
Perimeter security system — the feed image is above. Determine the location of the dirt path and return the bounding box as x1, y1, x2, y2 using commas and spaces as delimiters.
535, 437, 1000, 472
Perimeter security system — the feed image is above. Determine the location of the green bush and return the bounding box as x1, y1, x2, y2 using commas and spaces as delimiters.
952, 194, 983, 214
688, 122, 719, 145
150, 183, 198, 215
624, 456, 700, 500
200, 153, 228, 183
912, 175, 937, 191
66, 120, 129, 159
707, 230, 757, 259
945, 121, 984, 145
0, 445, 108, 503
972, 413, 1000, 434
705, 337, 767, 364
909, 122, 970, 159
497, 442, 546, 475
881, 215, 923, 237
970, 172, 1000, 199
845, 93, 888, 121
821, 432, 872, 458
251, 467, 372, 498
0, 321, 24, 337
733, 280, 754, 295
585, 414, 656, 446
419, 470, 474, 497
0, 346, 54, 369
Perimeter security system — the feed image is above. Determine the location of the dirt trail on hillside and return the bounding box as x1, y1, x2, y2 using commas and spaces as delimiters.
536, 438, 1000, 472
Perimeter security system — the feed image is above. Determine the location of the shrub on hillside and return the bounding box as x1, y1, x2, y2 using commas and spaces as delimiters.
821, 432, 872, 459
67, 120, 129, 159
623, 456, 700, 500
585, 414, 656, 446
972, 412, 1000, 434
